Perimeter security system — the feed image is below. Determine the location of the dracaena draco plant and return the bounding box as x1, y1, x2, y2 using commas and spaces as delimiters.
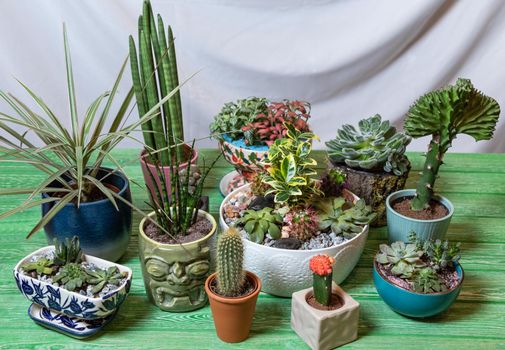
326, 114, 411, 176
0, 24, 189, 239
129, 0, 187, 165
262, 124, 322, 206
404, 78, 500, 211
144, 140, 222, 238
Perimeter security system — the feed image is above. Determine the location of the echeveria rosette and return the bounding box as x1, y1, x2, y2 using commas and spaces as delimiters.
309, 255, 335, 306
326, 114, 411, 176
405, 78, 500, 211
376, 241, 424, 278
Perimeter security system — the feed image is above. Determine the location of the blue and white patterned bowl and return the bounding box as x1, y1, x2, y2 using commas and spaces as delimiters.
14, 246, 132, 320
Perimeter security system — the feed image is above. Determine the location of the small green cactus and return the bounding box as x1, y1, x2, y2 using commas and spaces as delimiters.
21, 257, 54, 275
317, 197, 377, 239
53, 263, 88, 291
86, 266, 127, 294
326, 114, 411, 175
412, 267, 447, 293
236, 207, 283, 243
54, 236, 83, 266
376, 241, 424, 278
216, 227, 246, 297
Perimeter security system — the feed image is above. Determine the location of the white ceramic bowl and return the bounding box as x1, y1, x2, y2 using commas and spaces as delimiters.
14, 246, 132, 320
219, 184, 369, 297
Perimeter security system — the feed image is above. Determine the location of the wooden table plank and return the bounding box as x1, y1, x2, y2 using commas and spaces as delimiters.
0, 149, 504, 349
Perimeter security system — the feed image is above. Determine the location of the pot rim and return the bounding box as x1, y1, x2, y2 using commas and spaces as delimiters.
41, 167, 130, 207
139, 145, 198, 169
373, 259, 464, 296
138, 209, 217, 247
13, 245, 133, 302
220, 135, 270, 153
205, 271, 261, 304
386, 189, 454, 223
220, 183, 369, 253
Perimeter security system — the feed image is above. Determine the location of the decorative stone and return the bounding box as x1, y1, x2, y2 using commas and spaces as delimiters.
247, 196, 274, 211
291, 283, 359, 350
273, 238, 301, 250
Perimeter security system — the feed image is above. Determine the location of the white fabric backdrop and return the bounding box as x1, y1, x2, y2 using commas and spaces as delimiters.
1, 0, 504, 152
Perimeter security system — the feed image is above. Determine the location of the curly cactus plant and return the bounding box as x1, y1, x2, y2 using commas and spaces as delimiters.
317, 197, 377, 239
236, 208, 283, 243
86, 266, 127, 294
309, 255, 335, 306
376, 241, 424, 278
216, 227, 246, 297
405, 78, 500, 211
326, 114, 411, 176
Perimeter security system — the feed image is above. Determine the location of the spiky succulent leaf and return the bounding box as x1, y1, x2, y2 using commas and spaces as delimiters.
412, 267, 447, 293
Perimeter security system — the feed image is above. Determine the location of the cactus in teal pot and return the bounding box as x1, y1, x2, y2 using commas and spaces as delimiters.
216, 227, 246, 297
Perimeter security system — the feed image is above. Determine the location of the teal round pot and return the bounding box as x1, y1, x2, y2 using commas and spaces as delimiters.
386, 189, 454, 243
373, 261, 463, 318
42, 168, 132, 262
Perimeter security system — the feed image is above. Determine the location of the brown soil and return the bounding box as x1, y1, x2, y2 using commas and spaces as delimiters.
306, 291, 344, 311
144, 216, 213, 244
209, 274, 256, 298
392, 196, 448, 220
52, 183, 120, 203
376, 261, 460, 292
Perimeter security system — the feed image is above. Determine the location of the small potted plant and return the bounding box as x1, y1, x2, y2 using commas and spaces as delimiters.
138, 142, 221, 312
205, 227, 261, 343
326, 114, 412, 226
291, 255, 360, 350
13, 237, 132, 338
373, 234, 463, 318
386, 78, 500, 242
0, 25, 134, 261
219, 125, 376, 296
210, 98, 311, 194
130, 0, 198, 202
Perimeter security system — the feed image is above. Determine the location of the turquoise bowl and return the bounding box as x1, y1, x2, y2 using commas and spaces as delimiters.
386, 189, 454, 243
373, 262, 463, 318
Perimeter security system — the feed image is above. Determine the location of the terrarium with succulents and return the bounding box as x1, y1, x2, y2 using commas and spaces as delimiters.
210, 98, 312, 194
326, 114, 412, 226
373, 233, 464, 317
220, 125, 376, 296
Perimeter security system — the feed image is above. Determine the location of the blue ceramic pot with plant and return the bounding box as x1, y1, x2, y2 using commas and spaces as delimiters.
373, 261, 463, 318
42, 168, 132, 262
386, 189, 454, 243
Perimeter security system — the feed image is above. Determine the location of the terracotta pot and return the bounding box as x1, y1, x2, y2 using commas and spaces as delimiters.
138, 210, 217, 312
139, 145, 199, 201
205, 271, 261, 343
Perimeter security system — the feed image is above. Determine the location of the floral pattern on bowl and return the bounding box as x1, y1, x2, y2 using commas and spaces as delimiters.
219, 138, 269, 181
14, 246, 132, 320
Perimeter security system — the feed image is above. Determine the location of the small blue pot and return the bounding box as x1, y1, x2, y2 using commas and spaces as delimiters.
373, 262, 463, 318
386, 189, 454, 243
42, 168, 132, 262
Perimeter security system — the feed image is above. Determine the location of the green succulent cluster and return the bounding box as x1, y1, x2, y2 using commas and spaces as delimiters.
236, 208, 283, 243
317, 197, 377, 239
21, 258, 55, 275
53, 263, 88, 292
216, 227, 246, 297
262, 124, 322, 206
405, 78, 500, 211
210, 97, 269, 141
326, 114, 411, 176
54, 236, 83, 266
376, 241, 424, 278
319, 169, 346, 197
412, 267, 447, 293
86, 266, 127, 294
409, 232, 461, 271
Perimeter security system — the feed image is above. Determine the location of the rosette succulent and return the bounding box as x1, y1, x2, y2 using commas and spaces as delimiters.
326, 114, 411, 176
21, 258, 54, 275
53, 263, 88, 291
236, 207, 283, 243
412, 267, 447, 293
86, 266, 127, 294
376, 241, 424, 278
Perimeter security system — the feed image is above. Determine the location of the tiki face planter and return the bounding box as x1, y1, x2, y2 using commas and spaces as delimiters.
326, 114, 411, 226
291, 256, 359, 350
387, 78, 500, 241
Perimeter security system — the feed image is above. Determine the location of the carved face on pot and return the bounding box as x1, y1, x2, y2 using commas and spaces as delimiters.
144, 244, 210, 311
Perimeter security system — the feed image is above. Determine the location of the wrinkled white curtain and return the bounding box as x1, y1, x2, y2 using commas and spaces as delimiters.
0, 0, 504, 152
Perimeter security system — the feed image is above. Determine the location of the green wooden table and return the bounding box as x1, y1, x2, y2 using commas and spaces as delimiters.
1, 150, 504, 349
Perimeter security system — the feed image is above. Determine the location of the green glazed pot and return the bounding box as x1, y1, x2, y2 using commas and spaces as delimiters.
138, 210, 217, 312
386, 189, 454, 243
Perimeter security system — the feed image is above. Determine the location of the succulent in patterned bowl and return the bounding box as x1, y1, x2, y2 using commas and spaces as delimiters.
13, 241, 132, 321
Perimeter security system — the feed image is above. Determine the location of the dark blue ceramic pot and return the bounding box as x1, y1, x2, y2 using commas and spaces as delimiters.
42, 168, 132, 262
373, 261, 463, 318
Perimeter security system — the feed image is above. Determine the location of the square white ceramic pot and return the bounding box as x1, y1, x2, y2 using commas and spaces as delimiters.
291, 283, 359, 350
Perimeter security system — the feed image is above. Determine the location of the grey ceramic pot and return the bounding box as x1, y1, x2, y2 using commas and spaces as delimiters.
386, 189, 454, 243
